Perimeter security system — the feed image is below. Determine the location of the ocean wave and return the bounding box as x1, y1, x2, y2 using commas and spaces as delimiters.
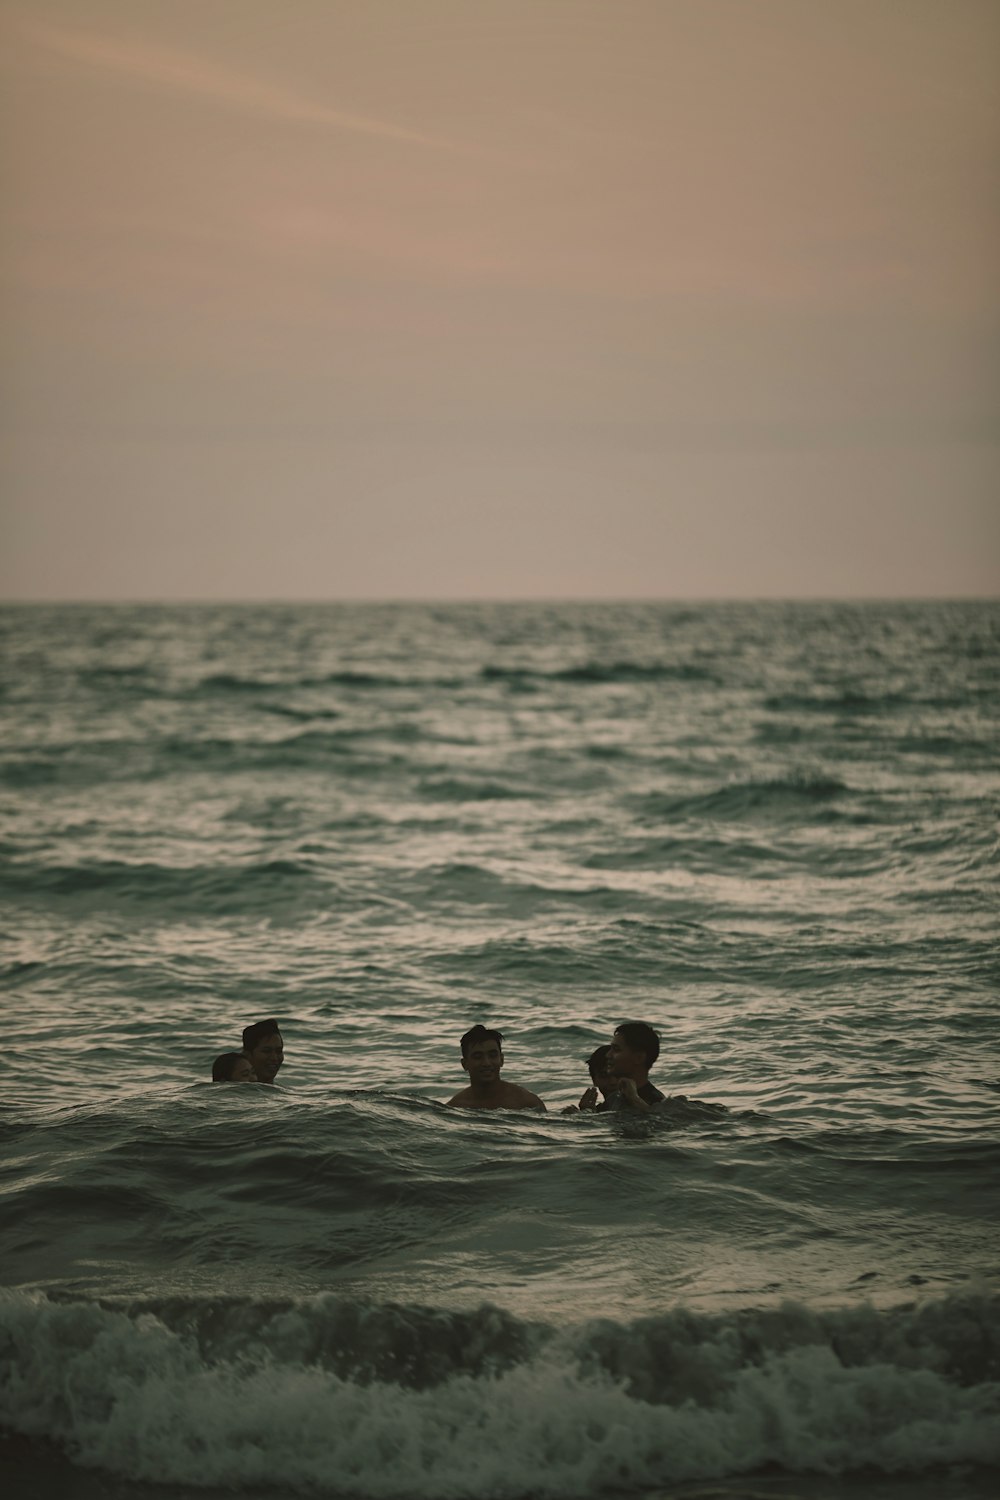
159, 730, 407, 772
194, 670, 466, 694
76, 664, 159, 688
429, 921, 714, 983
417, 777, 538, 802
482, 661, 718, 687
1, 1289, 997, 1496
761, 688, 977, 716
258, 702, 344, 722
630, 777, 850, 824
411, 861, 659, 914
0, 855, 338, 915
0, 730, 396, 787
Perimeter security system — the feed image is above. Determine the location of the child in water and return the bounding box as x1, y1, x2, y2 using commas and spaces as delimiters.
561, 1044, 617, 1112
211, 1052, 256, 1082
577, 1043, 617, 1110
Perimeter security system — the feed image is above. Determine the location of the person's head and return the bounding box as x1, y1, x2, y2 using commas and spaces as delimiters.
242, 1020, 284, 1084
586, 1043, 616, 1099
460, 1024, 504, 1087
607, 1022, 660, 1081
212, 1052, 256, 1083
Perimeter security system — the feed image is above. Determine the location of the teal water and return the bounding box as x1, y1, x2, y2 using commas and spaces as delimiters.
1, 601, 998, 1498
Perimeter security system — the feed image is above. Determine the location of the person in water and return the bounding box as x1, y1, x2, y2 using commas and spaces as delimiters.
569, 1043, 617, 1112
447, 1025, 546, 1111
595, 1023, 727, 1119
242, 1019, 284, 1084
599, 1022, 665, 1112
212, 1052, 257, 1082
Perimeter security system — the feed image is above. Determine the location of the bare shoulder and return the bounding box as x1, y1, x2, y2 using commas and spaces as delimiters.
505, 1084, 546, 1111
445, 1083, 545, 1111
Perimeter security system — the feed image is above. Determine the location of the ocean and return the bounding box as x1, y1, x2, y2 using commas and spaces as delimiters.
0, 599, 997, 1500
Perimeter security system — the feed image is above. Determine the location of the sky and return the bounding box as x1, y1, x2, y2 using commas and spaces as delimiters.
2, 0, 998, 600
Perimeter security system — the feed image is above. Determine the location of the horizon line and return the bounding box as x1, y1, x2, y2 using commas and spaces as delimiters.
1, 594, 997, 608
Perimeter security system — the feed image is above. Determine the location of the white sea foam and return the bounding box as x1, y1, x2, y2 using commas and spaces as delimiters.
1, 1290, 997, 1496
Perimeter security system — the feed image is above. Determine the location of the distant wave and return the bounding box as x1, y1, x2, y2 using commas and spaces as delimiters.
76, 665, 157, 687
761, 688, 979, 715
256, 702, 343, 722
402, 861, 655, 919
194, 670, 467, 694
482, 660, 718, 686
631, 775, 849, 822
1, 1289, 997, 1495
0, 855, 337, 914
0, 727, 466, 787
417, 776, 537, 802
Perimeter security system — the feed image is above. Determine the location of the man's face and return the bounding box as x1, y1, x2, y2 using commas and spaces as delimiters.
230, 1057, 257, 1083
247, 1032, 283, 1083
462, 1039, 503, 1086
606, 1031, 645, 1081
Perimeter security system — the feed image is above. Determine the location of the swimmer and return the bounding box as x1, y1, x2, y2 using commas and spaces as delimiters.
446, 1025, 546, 1111
575, 1043, 617, 1111
242, 1019, 284, 1084
601, 1022, 665, 1112
600, 1023, 727, 1119
212, 1052, 257, 1082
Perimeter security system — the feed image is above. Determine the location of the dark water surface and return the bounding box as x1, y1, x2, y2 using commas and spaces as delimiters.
1, 601, 998, 1498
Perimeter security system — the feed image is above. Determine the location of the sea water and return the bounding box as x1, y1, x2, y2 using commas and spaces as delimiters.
0, 600, 997, 1500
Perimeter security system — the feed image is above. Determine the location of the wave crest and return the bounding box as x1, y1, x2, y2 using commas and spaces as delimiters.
1, 1289, 997, 1496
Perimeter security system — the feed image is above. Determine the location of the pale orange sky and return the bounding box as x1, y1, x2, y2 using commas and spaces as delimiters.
2, 0, 998, 599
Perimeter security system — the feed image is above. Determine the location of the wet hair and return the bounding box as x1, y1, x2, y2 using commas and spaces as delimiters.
460, 1024, 503, 1057
242, 1019, 281, 1052
614, 1022, 660, 1070
587, 1044, 613, 1083
212, 1052, 247, 1082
